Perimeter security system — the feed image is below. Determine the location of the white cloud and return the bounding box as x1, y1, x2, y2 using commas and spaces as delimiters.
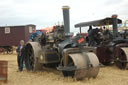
0, 0, 128, 32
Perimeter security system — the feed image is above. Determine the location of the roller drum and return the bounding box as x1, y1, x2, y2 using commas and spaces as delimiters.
69, 52, 100, 80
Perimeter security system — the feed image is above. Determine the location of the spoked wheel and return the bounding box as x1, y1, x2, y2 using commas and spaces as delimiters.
24, 44, 34, 71
115, 47, 128, 69
24, 42, 42, 71
96, 47, 113, 65
62, 57, 75, 78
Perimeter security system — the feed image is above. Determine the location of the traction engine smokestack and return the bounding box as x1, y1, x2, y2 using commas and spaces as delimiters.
112, 14, 118, 38
62, 6, 70, 34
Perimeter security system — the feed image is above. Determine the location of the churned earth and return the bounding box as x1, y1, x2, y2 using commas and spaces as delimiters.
0, 53, 128, 85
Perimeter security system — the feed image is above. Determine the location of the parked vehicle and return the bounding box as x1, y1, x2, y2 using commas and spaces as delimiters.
24, 6, 100, 80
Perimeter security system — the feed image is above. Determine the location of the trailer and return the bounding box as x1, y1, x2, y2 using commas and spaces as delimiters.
0, 24, 36, 54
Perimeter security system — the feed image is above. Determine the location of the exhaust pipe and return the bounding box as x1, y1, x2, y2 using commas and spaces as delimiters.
62, 6, 70, 34
112, 14, 118, 38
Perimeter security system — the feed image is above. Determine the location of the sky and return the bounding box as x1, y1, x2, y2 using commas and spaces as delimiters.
0, 0, 128, 32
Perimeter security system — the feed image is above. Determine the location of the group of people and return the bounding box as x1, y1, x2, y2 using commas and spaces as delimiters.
87, 26, 112, 46
87, 26, 101, 46
16, 29, 40, 72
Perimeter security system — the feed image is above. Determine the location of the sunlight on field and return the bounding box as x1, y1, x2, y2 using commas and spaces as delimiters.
0, 54, 128, 85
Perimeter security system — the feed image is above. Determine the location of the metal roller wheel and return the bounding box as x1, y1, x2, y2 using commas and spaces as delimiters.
62, 53, 100, 80
24, 42, 42, 71
115, 47, 128, 69
62, 57, 75, 78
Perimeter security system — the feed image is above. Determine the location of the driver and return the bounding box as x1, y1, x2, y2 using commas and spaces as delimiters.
88, 28, 99, 46
29, 29, 42, 42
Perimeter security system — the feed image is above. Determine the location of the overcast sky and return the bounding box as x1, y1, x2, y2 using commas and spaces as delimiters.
0, 0, 128, 32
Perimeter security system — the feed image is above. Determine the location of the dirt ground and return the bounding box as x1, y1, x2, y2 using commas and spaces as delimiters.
0, 53, 128, 85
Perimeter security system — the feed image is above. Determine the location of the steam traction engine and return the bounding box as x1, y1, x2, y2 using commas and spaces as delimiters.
75, 15, 128, 69
24, 6, 100, 80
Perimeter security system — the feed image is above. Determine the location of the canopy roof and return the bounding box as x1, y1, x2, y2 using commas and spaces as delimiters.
75, 17, 122, 28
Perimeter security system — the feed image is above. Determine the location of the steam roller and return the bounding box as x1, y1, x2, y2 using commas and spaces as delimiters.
74, 13, 128, 70
24, 6, 100, 80
24, 43, 100, 80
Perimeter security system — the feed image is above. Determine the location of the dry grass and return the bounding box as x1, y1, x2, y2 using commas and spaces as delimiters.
0, 53, 128, 85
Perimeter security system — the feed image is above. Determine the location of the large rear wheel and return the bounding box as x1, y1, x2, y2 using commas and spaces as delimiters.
24, 42, 42, 71
115, 47, 128, 69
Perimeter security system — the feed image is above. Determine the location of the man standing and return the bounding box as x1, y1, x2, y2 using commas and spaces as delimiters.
16, 40, 25, 72
88, 28, 99, 46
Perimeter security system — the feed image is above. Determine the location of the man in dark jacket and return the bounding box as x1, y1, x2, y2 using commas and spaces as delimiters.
88, 28, 99, 46
16, 40, 25, 72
